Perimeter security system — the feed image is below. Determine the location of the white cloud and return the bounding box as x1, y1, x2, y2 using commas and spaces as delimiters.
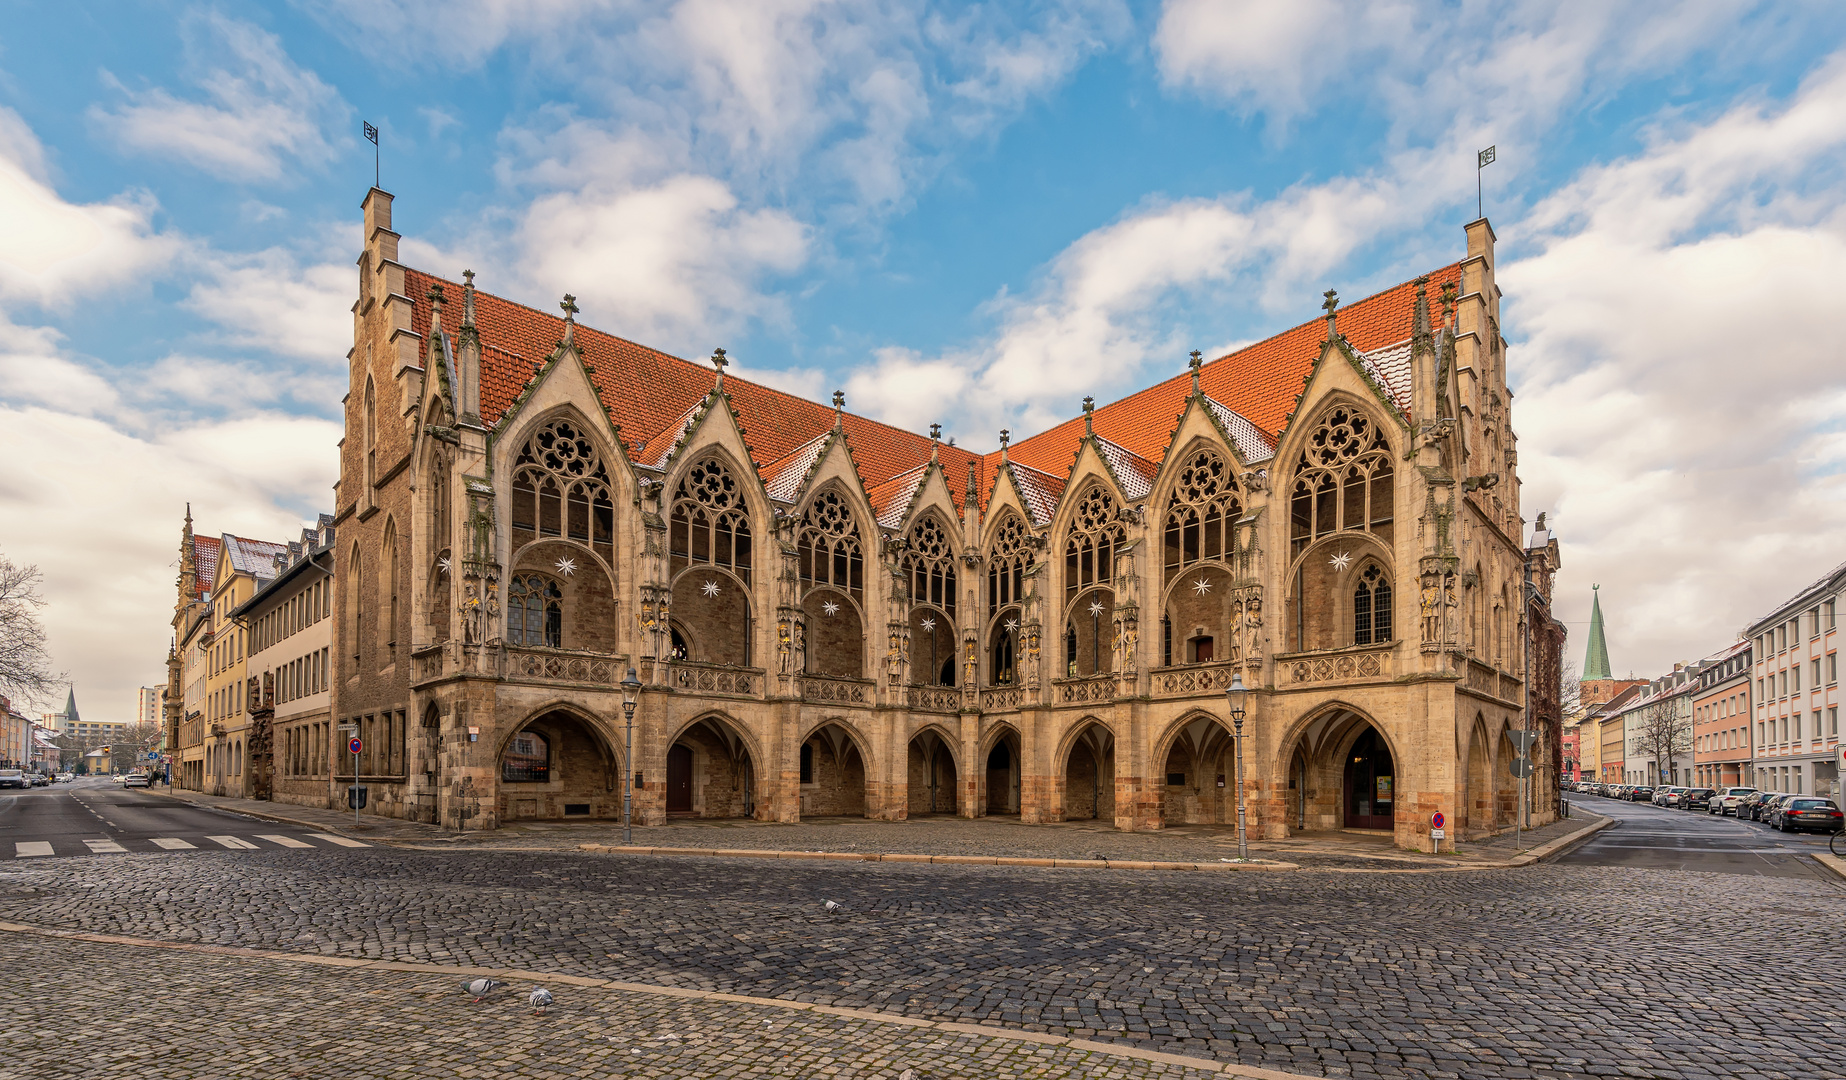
0, 107, 179, 306
183, 236, 356, 366
90, 12, 350, 182
1506, 54, 1846, 675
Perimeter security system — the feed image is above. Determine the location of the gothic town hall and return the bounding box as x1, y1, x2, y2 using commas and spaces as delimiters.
218, 188, 1566, 849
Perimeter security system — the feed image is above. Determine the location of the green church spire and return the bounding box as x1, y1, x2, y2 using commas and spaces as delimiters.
1582, 585, 1612, 681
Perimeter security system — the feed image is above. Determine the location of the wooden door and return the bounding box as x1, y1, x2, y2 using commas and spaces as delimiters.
666, 744, 693, 813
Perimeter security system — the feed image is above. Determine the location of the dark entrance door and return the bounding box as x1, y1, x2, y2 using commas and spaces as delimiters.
666, 744, 693, 813
986, 742, 1012, 814
1343, 727, 1395, 830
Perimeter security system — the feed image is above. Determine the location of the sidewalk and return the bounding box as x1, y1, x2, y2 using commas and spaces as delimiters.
150, 782, 1608, 871
146, 783, 459, 842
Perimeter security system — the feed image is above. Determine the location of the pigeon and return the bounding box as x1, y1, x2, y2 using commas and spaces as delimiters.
462, 978, 505, 1003
529, 987, 554, 1015
823, 899, 845, 915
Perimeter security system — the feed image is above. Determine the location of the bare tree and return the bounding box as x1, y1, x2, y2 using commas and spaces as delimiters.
1559, 659, 1582, 715
1631, 699, 1691, 785
0, 555, 63, 704
114, 722, 165, 772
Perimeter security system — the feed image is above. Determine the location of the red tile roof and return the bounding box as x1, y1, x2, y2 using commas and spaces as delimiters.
403, 270, 985, 502
399, 261, 1455, 523
997, 264, 1462, 485
191, 536, 221, 598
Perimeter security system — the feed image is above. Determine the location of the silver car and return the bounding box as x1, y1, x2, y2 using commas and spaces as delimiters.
1710, 787, 1758, 815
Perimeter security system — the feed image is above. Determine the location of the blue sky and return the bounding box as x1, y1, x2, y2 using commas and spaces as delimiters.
4, 0, 1846, 718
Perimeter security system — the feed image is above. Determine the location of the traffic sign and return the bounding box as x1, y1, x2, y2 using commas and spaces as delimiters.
1509, 756, 1534, 779
1430, 828, 1446, 840
1431, 811, 1446, 830
348, 737, 363, 755
1507, 730, 1539, 753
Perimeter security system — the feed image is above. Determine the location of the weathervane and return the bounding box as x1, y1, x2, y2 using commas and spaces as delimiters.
364, 122, 379, 188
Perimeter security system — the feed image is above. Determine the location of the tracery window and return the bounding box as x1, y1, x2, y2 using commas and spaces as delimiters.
986, 513, 1033, 615
507, 575, 562, 648
669, 456, 753, 584
797, 489, 863, 600
1163, 448, 1242, 580
511, 417, 617, 566
901, 515, 957, 615
1288, 406, 1394, 559
1063, 486, 1126, 605
1353, 564, 1393, 645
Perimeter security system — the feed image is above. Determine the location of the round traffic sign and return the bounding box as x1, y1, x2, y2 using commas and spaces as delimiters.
348, 737, 363, 755
1431, 811, 1445, 830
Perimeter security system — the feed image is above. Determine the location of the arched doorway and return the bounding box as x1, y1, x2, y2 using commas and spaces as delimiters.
1343, 727, 1395, 830
800, 722, 868, 817
498, 710, 618, 821
667, 717, 756, 819
1158, 715, 1237, 826
983, 728, 1021, 815
907, 729, 958, 815
1060, 723, 1115, 822
1464, 721, 1490, 837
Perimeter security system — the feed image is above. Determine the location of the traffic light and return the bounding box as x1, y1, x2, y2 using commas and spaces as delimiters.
99, 745, 110, 753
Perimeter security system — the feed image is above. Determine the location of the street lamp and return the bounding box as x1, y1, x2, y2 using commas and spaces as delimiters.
1226, 672, 1249, 861
620, 667, 641, 845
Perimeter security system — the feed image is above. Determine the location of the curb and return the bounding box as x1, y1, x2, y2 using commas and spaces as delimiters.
1507, 813, 1615, 867
139, 787, 428, 844
576, 843, 1300, 872
0, 918, 1318, 1080
1815, 851, 1846, 882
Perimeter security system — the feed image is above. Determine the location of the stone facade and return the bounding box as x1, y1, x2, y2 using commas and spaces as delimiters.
327, 188, 1560, 848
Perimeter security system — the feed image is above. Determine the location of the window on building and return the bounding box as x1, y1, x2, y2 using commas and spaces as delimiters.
1353, 564, 1393, 645
798, 489, 865, 601
669, 456, 753, 583
511, 418, 618, 568
1163, 448, 1242, 580
800, 743, 814, 784
1811, 608, 1822, 638
1812, 710, 1822, 742
1289, 406, 1394, 558
901, 515, 958, 616
502, 730, 549, 783
1829, 653, 1837, 684
507, 575, 563, 648
1830, 707, 1839, 737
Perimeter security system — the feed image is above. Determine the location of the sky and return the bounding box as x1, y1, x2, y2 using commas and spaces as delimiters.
3, 0, 1845, 720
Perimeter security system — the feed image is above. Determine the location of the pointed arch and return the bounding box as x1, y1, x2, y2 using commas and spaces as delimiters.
1287, 401, 1395, 561
508, 410, 620, 572
906, 724, 961, 815
1160, 442, 1244, 583
666, 711, 761, 819
798, 718, 873, 818
1055, 716, 1117, 822
903, 511, 960, 686
380, 516, 399, 664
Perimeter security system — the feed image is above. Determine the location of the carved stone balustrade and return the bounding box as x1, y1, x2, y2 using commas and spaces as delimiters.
980, 684, 1024, 712
905, 684, 961, 713
505, 646, 627, 688
1278, 644, 1394, 688
798, 674, 875, 706
1150, 661, 1244, 698
1052, 674, 1115, 705
667, 660, 762, 697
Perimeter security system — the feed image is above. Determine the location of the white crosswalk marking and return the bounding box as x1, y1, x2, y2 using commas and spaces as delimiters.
82, 839, 127, 854
150, 838, 196, 850
16, 842, 53, 857
206, 835, 259, 850
307, 833, 370, 848
256, 834, 314, 849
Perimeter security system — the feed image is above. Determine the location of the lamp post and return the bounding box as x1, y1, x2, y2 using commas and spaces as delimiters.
620, 667, 641, 845
1226, 672, 1249, 861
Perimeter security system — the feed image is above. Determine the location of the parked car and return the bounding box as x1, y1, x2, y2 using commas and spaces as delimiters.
1769, 797, 1844, 833
1750, 793, 1793, 822
1711, 787, 1758, 815
1654, 786, 1686, 807
0, 769, 27, 790
121, 773, 149, 789
1629, 785, 1656, 802
1737, 791, 1775, 820
1683, 788, 1715, 811
56, 773, 73, 783
32, 773, 50, 786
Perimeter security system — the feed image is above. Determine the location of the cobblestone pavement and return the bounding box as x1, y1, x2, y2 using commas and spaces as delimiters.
4, 847, 1843, 1080
0, 931, 1238, 1080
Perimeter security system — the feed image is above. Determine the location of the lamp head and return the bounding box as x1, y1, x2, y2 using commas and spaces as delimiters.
620, 667, 641, 711
1226, 671, 1247, 721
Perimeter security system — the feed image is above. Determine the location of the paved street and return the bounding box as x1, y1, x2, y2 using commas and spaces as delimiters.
1559, 792, 1842, 879
3, 833, 1844, 1080
0, 779, 372, 860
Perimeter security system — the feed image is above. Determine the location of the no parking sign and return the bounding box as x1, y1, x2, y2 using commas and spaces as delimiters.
1430, 811, 1446, 840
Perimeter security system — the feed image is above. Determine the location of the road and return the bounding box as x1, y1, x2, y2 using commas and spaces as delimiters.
1, 783, 1842, 1079
0, 777, 371, 859
1559, 791, 1842, 879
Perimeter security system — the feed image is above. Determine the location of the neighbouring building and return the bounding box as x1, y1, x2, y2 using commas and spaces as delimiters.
0, 696, 29, 768
1611, 663, 1701, 786
1692, 638, 1752, 790
1561, 723, 1581, 783
30, 725, 60, 773
167, 510, 289, 797
1744, 560, 1843, 799
136, 687, 161, 727
234, 517, 336, 806
325, 189, 1561, 847
1593, 685, 1642, 783
1577, 588, 1645, 783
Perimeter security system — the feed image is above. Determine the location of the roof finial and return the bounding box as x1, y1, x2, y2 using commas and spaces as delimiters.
461, 269, 476, 328
559, 293, 578, 345
710, 347, 728, 389
831, 390, 845, 429
1322, 288, 1339, 335
1439, 280, 1458, 330
965, 460, 978, 502
929, 422, 941, 442
1188, 350, 1202, 394
929, 423, 941, 461
1082, 396, 1094, 435
999, 428, 1010, 453
427, 283, 445, 335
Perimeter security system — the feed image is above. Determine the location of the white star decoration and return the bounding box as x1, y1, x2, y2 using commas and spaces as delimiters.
702, 580, 721, 597
1004, 618, 1019, 632
436, 556, 452, 576
920, 617, 936, 631
1191, 577, 1213, 596
822, 600, 840, 616
1329, 551, 1352, 572
555, 556, 577, 577
1089, 600, 1105, 616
